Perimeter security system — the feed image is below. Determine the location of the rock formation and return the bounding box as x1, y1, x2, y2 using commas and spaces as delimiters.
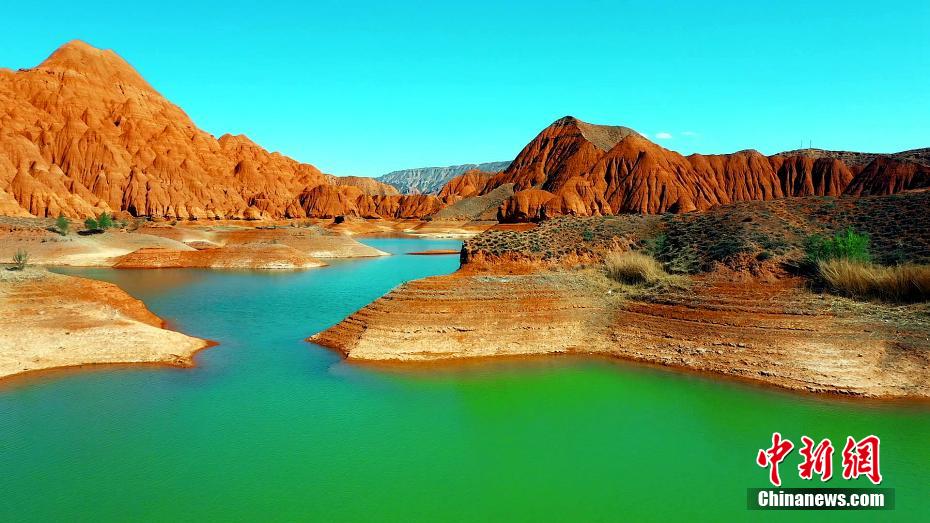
0, 268, 208, 380
0, 41, 438, 220
325, 175, 400, 196
470, 116, 930, 222
311, 267, 930, 398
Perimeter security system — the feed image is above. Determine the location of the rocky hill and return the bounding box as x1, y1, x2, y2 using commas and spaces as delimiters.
376, 161, 510, 194
324, 175, 400, 196
0, 41, 439, 220
463, 116, 930, 222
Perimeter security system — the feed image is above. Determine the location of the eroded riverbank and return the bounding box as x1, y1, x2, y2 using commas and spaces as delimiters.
312, 261, 930, 399
0, 268, 208, 380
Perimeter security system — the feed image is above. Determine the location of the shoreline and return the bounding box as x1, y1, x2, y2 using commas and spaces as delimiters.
310, 266, 930, 400
0, 339, 218, 390
318, 345, 930, 406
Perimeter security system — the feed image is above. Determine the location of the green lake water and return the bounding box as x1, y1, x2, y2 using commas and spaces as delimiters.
1, 237, 928, 522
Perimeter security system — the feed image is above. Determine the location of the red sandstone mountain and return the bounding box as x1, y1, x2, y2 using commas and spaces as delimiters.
325, 175, 400, 196
472, 116, 930, 221
0, 41, 438, 220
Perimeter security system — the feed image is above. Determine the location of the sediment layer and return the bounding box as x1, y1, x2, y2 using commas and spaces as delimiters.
311, 269, 930, 398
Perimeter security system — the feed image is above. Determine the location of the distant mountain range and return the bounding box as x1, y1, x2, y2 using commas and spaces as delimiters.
376, 162, 511, 194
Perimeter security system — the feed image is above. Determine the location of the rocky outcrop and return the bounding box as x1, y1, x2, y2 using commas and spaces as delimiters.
310, 266, 930, 398
309, 270, 614, 361
377, 161, 510, 194
432, 182, 515, 221
0, 41, 438, 220
770, 155, 854, 197
498, 189, 556, 222
843, 156, 930, 196
475, 116, 930, 222
325, 175, 400, 196
0, 268, 209, 380
437, 170, 492, 200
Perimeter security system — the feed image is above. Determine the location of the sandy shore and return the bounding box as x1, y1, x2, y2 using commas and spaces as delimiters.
112, 245, 326, 269
0, 217, 388, 268
0, 268, 209, 380
311, 266, 930, 399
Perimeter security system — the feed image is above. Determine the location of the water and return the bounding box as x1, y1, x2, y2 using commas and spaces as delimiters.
1, 237, 928, 522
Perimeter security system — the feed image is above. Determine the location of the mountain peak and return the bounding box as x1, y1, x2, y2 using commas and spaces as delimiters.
549, 116, 641, 152
38, 40, 153, 91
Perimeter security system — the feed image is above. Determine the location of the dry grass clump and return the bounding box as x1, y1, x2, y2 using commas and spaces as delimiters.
818, 259, 930, 302
604, 251, 670, 285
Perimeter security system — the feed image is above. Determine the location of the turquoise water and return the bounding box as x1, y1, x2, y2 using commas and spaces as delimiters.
1, 237, 928, 522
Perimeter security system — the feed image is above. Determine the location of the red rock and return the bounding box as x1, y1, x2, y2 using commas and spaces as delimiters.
844, 157, 930, 196
326, 175, 400, 196
0, 41, 435, 220
438, 170, 492, 200
478, 116, 930, 222
770, 155, 854, 197
498, 189, 556, 222
542, 176, 611, 217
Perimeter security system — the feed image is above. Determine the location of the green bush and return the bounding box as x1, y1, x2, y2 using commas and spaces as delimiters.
83, 212, 117, 232
805, 228, 871, 263
11, 249, 28, 271
55, 214, 70, 236
96, 212, 114, 229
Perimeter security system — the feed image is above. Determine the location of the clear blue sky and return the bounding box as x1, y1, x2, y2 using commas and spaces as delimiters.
2, 1, 928, 176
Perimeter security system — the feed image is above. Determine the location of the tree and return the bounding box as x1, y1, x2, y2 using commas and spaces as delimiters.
84, 217, 99, 231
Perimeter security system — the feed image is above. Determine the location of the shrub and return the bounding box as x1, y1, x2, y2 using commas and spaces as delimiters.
805, 228, 870, 263
11, 249, 28, 271
644, 233, 667, 257
96, 212, 114, 229
818, 259, 930, 302
83, 212, 118, 232
604, 251, 669, 285
581, 228, 594, 242
55, 214, 70, 235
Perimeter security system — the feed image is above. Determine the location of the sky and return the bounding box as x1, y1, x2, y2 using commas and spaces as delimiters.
2, 1, 928, 177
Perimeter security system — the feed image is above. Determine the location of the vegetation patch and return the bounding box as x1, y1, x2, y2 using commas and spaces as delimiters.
9, 249, 28, 271
604, 251, 668, 285
82, 212, 118, 234
818, 259, 930, 303
55, 214, 70, 236
805, 228, 871, 264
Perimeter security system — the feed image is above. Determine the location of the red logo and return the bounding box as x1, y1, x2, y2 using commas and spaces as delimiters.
756, 434, 882, 486
842, 435, 883, 484
756, 432, 794, 486
798, 436, 834, 482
